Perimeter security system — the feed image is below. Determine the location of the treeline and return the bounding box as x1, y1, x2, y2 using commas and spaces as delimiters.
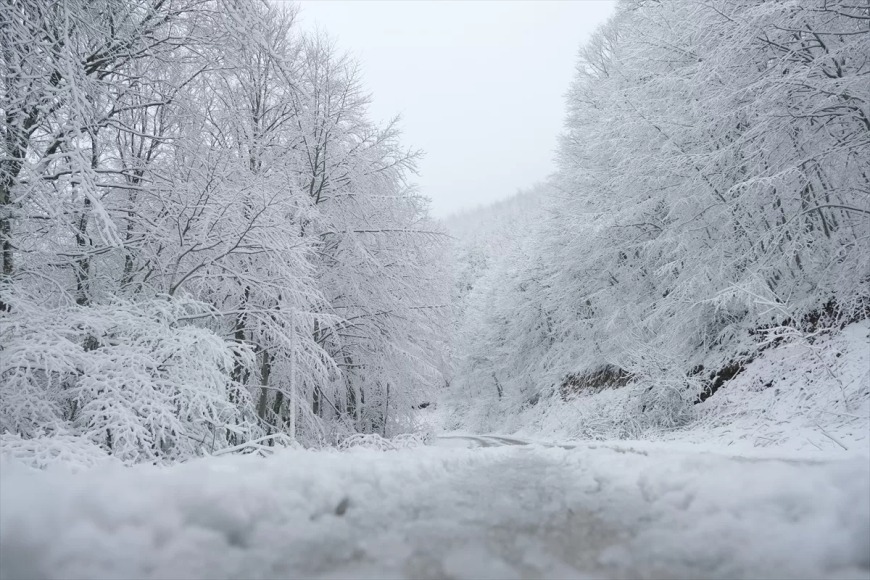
452, 0, 870, 434
1, 0, 448, 462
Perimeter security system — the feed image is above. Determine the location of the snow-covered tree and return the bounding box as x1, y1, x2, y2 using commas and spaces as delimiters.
1, 0, 448, 461
450, 0, 870, 435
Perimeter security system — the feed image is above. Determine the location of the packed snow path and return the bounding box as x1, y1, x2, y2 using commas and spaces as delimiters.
1, 438, 868, 580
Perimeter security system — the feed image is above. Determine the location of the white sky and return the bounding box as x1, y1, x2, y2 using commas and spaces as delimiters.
296, 0, 616, 217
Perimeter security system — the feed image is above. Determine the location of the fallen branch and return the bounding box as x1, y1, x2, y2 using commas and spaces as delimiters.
211, 433, 298, 457
814, 424, 849, 451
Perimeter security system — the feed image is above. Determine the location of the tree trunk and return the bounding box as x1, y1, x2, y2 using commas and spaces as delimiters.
256, 349, 272, 420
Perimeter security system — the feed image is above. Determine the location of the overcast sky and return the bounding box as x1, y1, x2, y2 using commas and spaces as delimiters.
296, 0, 616, 218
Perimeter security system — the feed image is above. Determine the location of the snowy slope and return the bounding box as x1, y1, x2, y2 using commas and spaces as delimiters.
442, 186, 545, 244
454, 321, 870, 455
2, 441, 868, 580
685, 320, 870, 452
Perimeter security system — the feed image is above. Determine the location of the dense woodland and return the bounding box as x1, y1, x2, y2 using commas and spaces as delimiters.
1, 0, 449, 461
2, 0, 868, 462
449, 0, 870, 435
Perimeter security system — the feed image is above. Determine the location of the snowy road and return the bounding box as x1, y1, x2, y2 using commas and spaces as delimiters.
436, 434, 535, 448
1, 438, 868, 580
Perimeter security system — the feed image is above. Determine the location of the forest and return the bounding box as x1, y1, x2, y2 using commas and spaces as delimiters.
447, 0, 870, 440
2, 2, 869, 578
2, 0, 868, 463
1, 0, 450, 462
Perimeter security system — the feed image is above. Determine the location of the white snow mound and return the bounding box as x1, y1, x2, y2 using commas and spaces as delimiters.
1, 442, 868, 579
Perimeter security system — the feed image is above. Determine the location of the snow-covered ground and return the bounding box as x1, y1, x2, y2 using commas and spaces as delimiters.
3, 326, 868, 579
2, 436, 868, 580
439, 321, 870, 456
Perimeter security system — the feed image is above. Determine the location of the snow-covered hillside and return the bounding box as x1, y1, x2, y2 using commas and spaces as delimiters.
442, 0, 870, 453
459, 320, 870, 455
443, 186, 546, 244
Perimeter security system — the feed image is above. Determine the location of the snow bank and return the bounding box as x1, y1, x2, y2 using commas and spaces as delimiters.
490, 321, 870, 454
1, 442, 868, 579
685, 320, 870, 452
0, 432, 120, 472
577, 442, 870, 579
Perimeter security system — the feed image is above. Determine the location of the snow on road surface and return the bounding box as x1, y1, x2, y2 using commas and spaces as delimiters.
1, 438, 868, 580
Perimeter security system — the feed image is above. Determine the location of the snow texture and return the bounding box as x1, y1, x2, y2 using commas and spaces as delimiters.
1, 439, 868, 580
446, 321, 870, 456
